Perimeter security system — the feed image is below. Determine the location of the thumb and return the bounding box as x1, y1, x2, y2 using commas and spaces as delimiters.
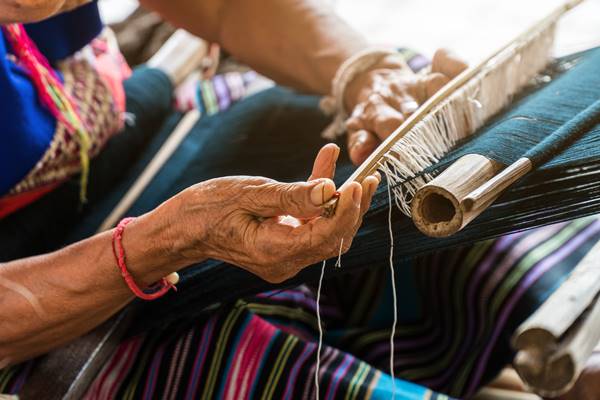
247, 179, 337, 218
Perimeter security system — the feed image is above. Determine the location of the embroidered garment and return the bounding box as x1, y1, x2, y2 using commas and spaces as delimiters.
0, 2, 127, 218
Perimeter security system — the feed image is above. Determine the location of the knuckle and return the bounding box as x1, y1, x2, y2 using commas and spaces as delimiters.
345, 117, 363, 131
281, 184, 302, 210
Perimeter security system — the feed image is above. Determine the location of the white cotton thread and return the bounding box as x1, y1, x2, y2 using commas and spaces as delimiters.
385, 171, 398, 399
334, 238, 344, 268
315, 238, 344, 399
315, 259, 327, 400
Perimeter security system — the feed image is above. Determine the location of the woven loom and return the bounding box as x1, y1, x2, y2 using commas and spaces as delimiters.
97, 44, 600, 324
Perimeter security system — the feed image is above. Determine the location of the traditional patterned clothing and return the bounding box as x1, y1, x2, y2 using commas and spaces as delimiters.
0, 2, 126, 217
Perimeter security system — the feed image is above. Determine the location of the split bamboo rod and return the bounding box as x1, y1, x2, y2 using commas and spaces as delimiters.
512, 239, 600, 397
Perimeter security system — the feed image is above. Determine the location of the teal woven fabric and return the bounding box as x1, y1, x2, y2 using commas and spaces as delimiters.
431, 47, 600, 173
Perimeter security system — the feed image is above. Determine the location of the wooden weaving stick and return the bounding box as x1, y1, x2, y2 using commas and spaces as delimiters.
512, 239, 600, 397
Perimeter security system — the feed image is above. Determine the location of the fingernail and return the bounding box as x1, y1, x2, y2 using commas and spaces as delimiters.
311, 180, 335, 206
352, 184, 362, 206
402, 100, 419, 115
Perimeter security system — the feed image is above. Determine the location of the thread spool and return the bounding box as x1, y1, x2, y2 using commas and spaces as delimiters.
411, 154, 503, 237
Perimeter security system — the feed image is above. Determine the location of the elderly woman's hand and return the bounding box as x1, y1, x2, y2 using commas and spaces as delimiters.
343, 49, 469, 165
160, 144, 379, 283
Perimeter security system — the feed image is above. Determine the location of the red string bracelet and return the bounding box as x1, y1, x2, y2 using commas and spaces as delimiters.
112, 217, 176, 301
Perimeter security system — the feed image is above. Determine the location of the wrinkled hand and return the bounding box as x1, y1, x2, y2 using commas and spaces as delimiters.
167, 144, 379, 283
344, 49, 468, 165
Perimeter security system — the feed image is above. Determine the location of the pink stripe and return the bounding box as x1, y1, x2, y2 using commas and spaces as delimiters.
105, 337, 144, 400
282, 343, 315, 400
241, 318, 278, 400
223, 318, 257, 400
303, 346, 336, 400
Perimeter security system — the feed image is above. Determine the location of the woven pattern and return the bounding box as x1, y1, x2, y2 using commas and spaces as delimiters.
9, 58, 121, 195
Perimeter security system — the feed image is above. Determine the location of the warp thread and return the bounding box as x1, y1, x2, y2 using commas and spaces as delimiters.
386, 172, 398, 399
314, 259, 326, 400
315, 180, 399, 399
315, 238, 344, 399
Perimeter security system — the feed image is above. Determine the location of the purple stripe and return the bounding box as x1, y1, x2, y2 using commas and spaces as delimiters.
183, 317, 216, 400
466, 220, 600, 395
9, 360, 34, 394
212, 75, 231, 110
325, 354, 353, 400
283, 343, 316, 400
429, 228, 560, 386
224, 73, 245, 100
143, 345, 167, 400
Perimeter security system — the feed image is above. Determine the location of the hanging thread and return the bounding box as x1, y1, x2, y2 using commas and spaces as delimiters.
384, 170, 398, 399
314, 237, 344, 399
314, 259, 327, 400
334, 238, 344, 268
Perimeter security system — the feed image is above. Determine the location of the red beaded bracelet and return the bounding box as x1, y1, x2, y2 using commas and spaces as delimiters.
112, 217, 176, 300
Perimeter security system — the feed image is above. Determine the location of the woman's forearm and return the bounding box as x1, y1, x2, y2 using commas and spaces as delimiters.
0, 206, 186, 367
142, 0, 369, 94
217, 0, 369, 94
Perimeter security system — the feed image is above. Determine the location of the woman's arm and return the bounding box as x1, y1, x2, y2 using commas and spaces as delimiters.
0, 0, 91, 24
141, 0, 369, 97
141, 0, 468, 165
0, 208, 184, 367
0, 145, 377, 367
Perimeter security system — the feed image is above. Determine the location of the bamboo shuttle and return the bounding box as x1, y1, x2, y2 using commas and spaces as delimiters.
411, 156, 532, 237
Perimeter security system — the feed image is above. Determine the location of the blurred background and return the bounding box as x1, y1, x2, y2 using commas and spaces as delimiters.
99, 0, 600, 62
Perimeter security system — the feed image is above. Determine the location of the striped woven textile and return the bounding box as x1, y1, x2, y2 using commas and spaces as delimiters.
83, 216, 600, 399
173, 71, 263, 116
2, 217, 595, 398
